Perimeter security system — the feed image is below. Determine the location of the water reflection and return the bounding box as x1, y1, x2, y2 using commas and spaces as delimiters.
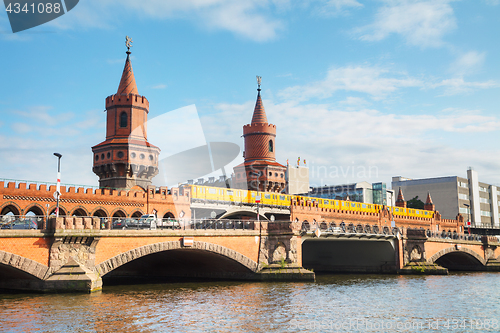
1, 273, 499, 332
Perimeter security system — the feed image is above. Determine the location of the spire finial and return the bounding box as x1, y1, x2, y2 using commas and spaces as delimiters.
125, 35, 133, 54
256, 75, 262, 93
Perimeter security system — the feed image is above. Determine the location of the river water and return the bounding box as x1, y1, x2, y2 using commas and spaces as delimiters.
1, 273, 499, 332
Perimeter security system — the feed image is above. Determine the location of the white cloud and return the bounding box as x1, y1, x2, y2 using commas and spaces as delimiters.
278, 66, 422, 102
49, 0, 284, 42
311, 0, 363, 15
201, 99, 500, 186
430, 77, 499, 95
355, 0, 457, 48
151, 84, 168, 90
449, 51, 486, 76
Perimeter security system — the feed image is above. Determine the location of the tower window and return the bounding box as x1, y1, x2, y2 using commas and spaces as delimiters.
120, 112, 128, 128
269, 140, 273, 152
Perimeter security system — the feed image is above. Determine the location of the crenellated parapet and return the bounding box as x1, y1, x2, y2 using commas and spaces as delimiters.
0, 181, 190, 219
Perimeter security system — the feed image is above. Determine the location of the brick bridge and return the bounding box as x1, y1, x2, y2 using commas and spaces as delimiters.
0, 217, 313, 292
1, 217, 499, 293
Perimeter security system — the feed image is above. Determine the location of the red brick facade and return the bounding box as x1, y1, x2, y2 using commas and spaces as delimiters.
233, 85, 286, 192
92, 50, 160, 190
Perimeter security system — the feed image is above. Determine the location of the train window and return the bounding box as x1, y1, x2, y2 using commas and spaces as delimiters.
209, 188, 216, 194
416, 210, 420, 214
227, 190, 234, 196
351, 203, 356, 207
251, 192, 256, 197
341, 202, 344, 206
362, 204, 366, 208
324, 200, 329, 205
280, 195, 285, 200
265, 194, 271, 199
424, 211, 428, 215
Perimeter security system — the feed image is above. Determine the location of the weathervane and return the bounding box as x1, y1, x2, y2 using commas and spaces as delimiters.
125, 36, 133, 52
256, 75, 262, 90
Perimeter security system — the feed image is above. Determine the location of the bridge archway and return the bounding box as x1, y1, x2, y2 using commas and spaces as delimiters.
1, 202, 21, 216
71, 207, 89, 217
49, 207, 67, 216
111, 209, 126, 218
429, 247, 486, 271
92, 207, 108, 217
96, 241, 258, 283
131, 210, 143, 218
162, 211, 175, 219
0, 250, 49, 289
25, 203, 45, 216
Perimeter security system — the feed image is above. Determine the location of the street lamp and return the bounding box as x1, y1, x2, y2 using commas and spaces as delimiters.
53, 153, 62, 218
464, 203, 471, 235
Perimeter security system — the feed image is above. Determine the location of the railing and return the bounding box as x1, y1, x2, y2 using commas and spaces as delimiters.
300, 221, 400, 236
0, 215, 45, 229
425, 229, 483, 241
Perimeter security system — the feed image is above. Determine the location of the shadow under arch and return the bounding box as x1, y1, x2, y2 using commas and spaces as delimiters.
0, 250, 49, 284
96, 241, 258, 282
429, 247, 486, 271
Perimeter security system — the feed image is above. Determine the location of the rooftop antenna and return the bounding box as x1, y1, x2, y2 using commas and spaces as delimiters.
256, 75, 262, 94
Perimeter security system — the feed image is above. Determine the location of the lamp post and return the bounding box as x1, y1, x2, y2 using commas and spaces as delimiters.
464, 203, 471, 235
53, 153, 62, 218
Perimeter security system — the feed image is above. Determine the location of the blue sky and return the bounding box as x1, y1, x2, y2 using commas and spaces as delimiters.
1, 0, 499, 190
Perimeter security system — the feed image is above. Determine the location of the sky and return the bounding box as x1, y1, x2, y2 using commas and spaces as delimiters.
1, 0, 499, 191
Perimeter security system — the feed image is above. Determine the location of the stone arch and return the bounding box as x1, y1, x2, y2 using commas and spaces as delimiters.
111, 208, 126, 218
49, 207, 67, 216
162, 211, 175, 219
25, 203, 45, 216
131, 210, 144, 218
71, 206, 88, 217
0, 250, 49, 280
96, 241, 258, 277
429, 247, 486, 266
92, 207, 108, 217
1, 202, 21, 216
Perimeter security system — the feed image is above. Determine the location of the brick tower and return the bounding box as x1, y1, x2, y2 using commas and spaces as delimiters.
233, 77, 286, 192
92, 42, 160, 190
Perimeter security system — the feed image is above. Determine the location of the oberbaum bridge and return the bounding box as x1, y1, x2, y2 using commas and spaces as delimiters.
1, 44, 500, 293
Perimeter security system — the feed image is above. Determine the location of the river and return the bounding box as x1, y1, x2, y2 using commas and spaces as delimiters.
1, 273, 499, 332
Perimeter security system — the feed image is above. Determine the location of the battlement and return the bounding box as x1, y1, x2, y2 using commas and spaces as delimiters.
243, 123, 276, 135
105, 93, 149, 109
0, 181, 189, 202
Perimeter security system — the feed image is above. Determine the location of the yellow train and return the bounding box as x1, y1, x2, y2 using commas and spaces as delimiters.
185, 184, 434, 218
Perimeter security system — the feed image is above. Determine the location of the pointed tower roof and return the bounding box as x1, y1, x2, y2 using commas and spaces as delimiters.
251, 78, 268, 124
425, 192, 433, 204
397, 187, 405, 202
117, 51, 138, 95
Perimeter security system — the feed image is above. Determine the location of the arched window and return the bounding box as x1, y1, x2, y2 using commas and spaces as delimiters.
269, 140, 273, 152
120, 112, 128, 128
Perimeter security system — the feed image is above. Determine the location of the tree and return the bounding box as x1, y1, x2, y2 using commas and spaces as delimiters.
407, 196, 424, 209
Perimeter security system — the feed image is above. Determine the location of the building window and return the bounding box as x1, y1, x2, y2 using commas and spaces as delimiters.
120, 112, 128, 128
458, 193, 469, 200
149, 155, 154, 161
269, 172, 272, 176
131, 152, 136, 158
107, 152, 110, 159
95, 155, 99, 161
269, 140, 273, 152
140, 154, 145, 159
101, 153, 104, 160
481, 210, 491, 217
479, 186, 488, 192
459, 182, 468, 188
117, 151, 124, 158
480, 197, 490, 204
459, 207, 470, 214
